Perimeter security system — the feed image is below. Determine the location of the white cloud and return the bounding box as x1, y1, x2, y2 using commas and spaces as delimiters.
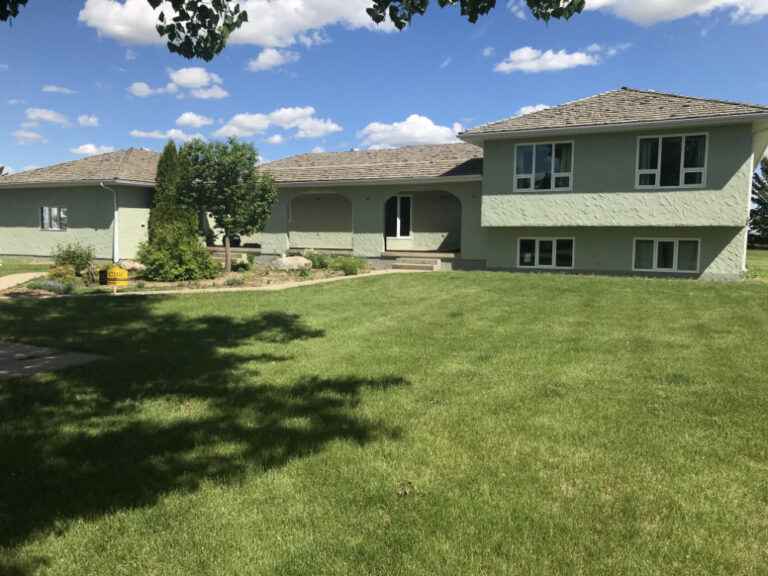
26, 107, 69, 125
168, 67, 221, 89
190, 85, 229, 99
2, 166, 14, 174
0, 64, 8, 70
587, 0, 768, 25
248, 48, 300, 71
517, 104, 550, 116
440, 57, 451, 69
266, 134, 284, 144
125, 48, 137, 60
79, 0, 389, 49
215, 106, 342, 139
176, 112, 214, 127
128, 81, 178, 97
78, 114, 99, 127
356, 115, 462, 149
21, 165, 39, 171
12, 130, 48, 146
495, 47, 598, 73
506, 0, 528, 19
130, 128, 204, 142
71, 144, 114, 155
482, 47, 495, 57
7, 99, 25, 105
43, 85, 77, 94
312, 146, 325, 153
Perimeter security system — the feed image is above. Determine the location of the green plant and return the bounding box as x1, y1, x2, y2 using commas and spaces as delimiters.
304, 251, 331, 269
297, 266, 310, 278
136, 281, 146, 289
52, 243, 95, 275
46, 264, 77, 283
246, 253, 255, 267
331, 255, 368, 276
224, 276, 244, 286
26, 280, 77, 294
231, 260, 251, 272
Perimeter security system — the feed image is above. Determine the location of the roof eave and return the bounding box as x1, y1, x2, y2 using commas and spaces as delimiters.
0, 178, 156, 190
458, 113, 768, 144
274, 174, 482, 188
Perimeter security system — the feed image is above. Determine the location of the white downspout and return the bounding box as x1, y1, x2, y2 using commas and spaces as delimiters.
100, 181, 119, 263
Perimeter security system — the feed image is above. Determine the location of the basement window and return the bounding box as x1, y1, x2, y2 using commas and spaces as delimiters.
518, 238, 574, 269
40, 206, 68, 231
633, 238, 700, 273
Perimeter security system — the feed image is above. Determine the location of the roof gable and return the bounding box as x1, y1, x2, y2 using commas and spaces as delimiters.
0, 148, 160, 186
461, 88, 768, 138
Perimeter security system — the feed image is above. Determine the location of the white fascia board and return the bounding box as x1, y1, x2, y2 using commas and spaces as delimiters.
0, 179, 156, 190
459, 114, 768, 145
275, 174, 482, 188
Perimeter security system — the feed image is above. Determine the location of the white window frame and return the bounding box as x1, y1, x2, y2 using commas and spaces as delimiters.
39, 206, 68, 231
635, 133, 708, 190
517, 237, 575, 270
632, 238, 701, 273
514, 141, 574, 192
386, 195, 413, 239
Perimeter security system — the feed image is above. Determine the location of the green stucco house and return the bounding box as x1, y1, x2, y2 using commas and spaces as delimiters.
2, 88, 767, 280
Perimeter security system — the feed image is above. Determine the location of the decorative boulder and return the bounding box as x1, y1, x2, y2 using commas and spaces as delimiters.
119, 260, 147, 271
271, 256, 313, 271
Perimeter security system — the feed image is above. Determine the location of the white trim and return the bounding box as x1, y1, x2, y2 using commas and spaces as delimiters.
516, 237, 575, 269
634, 133, 709, 190
0, 179, 155, 190
632, 238, 701, 273
513, 141, 574, 192
458, 114, 768, 144
385, 194, 413, 239
275, 175, 482, 189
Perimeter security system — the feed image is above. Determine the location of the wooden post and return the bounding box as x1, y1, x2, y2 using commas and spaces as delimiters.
224, 230, 231, 273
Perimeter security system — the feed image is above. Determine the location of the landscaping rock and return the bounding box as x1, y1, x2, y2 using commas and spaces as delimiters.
271, 256, 312, 271
119, 260, 146, 271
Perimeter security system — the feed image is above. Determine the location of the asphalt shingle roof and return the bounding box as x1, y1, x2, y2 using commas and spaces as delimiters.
461, 88, 768, 137
261, 143, 483, 184
0, 148, 160, 186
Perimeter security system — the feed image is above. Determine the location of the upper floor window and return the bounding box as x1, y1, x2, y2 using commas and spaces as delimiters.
514, 142, 573, 192
636, 134, 707, 189
40, 206, 68, 231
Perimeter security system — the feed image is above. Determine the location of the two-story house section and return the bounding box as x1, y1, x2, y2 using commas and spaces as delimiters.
3, 88, 767, 280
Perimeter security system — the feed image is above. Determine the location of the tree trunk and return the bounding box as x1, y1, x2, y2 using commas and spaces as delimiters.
224, 229, 231, 273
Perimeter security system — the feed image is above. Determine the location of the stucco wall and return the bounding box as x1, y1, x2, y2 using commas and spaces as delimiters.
484, 226, 745, 280
481, 123, 753, 228
260, 181, 487, 258
288, 193, 353, 249
0, 185, 152, 260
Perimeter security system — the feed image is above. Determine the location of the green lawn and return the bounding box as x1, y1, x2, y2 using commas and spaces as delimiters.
747, 248, 768, 281
0, 257, 50, 277
0, 272, 767, 575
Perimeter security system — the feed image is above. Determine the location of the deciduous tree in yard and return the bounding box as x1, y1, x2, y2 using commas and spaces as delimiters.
180, 137, 277, 273
751, 157, 768, 246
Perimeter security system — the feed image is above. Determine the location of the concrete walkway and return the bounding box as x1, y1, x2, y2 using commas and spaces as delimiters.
0, 341, 103, 380
0, 272, 43, 291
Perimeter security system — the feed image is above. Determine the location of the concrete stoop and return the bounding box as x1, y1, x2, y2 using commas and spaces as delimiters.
391, 257, 441, 271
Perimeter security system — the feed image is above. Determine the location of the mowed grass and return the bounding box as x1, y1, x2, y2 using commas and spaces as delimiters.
0, 271, 767, 575
747, 248, 768, 281
0, 257, 50, 277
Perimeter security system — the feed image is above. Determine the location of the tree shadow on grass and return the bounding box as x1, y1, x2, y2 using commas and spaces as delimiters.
0, 297, 409, 551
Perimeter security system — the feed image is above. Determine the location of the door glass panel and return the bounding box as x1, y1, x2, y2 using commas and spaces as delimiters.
555, 239, 573, 268
684, 135, 706, 168
634, 240, 654, 269
660, 137, 682, 187
534, 144, 552, 190
677, 241, 699, 271
554, 143, 572, 173
516, 145, 533, 175
638, 138, 659, 170
519, 239, 536, 267
385, 197, 397, 237
399, 196, 411, 237
657, 241, 675, 269
539, 240, 553, 266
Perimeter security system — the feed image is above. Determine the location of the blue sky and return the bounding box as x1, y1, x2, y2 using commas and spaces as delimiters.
2, 0, 768, 173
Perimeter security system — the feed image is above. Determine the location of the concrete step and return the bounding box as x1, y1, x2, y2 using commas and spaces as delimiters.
392, 257, 441, 271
